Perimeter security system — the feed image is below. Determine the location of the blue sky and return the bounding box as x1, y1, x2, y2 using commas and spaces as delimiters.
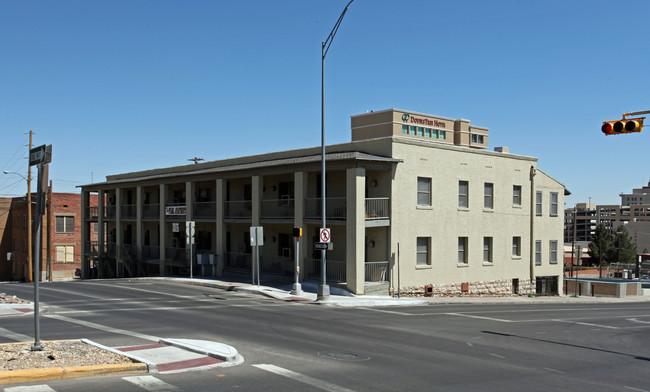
1, 0, 648, 206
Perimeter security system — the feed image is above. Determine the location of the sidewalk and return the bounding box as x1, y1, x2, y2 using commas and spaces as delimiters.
151, 275, 650, 306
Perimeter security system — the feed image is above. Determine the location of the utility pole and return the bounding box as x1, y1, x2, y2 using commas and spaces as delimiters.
27, 130, 33, 282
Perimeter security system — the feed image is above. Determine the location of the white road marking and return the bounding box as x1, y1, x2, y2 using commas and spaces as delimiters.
627, 318, 650, 324
544, 367, 565, 374
624, 386, 649, 392
123, 375, 180, 391
253, 364, 357, 392
0, 326, 33, 342
446, 313, 513, 323
44, 314, 160, 341
553, 319, 619, 330
489, 353, 505, 359
5, 386, 56, 392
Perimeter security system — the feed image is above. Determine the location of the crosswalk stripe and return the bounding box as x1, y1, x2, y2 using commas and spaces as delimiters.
0, 326, 33, 342
4, 385, 56, 392
253, 364, 357, 392
123, 375, 180, 391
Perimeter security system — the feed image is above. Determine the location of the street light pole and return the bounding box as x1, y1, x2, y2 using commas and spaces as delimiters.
319, 0, 355, 301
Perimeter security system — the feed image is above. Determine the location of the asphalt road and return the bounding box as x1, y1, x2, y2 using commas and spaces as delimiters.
2, 279, 649, 392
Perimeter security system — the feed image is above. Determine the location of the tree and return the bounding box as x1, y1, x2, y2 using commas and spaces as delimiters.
607, 225, 637, 265
588, 223, 613, 266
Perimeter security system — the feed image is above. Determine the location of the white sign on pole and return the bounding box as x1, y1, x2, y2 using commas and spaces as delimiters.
250, 226, 264, 246
186, 221, 195, 244
319, 228, 331, 243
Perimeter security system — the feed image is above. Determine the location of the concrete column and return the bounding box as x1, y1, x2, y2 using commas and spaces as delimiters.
185, 181, 194, 222
80, 191, 89, 279
136, 186, 143, 262
252, 176, 263, 227
159, 183, 167, 275
294, 172, 307, 280
216, 179, 225, 277
346, 167, 366, 294
115, 188, 122, 277
98, 190, 105, 258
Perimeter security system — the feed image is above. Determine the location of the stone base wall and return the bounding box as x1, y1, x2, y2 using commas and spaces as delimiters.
391, 278, 535, 297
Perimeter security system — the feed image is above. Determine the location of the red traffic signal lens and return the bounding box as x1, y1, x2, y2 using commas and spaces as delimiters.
601, 122, 614, 134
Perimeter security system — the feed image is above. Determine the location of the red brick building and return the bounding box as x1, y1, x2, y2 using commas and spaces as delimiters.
0, 192, 97, 281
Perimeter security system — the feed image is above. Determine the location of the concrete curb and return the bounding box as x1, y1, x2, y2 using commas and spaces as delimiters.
159, 338, 244, 365
0, 340, 148, 385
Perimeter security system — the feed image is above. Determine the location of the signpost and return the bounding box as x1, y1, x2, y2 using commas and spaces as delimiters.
186, 221, 195, 278
30, 144, 52, 352
250, 226, 263, 285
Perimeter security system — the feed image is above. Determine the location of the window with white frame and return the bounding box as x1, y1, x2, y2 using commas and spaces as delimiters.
416, 237, 431, 266
512, 236, 521, 257
535, 240, 542, 265
459, 181, 469, 208
513, 185, 522, 206
550, 192, 559, 216
55, 245, 74, 263
483, 237, 493, 263
458, 237, 468, 264
484, 183, 494, 209
535, 191, 543, 216
56, 216, 75, 233
549, 240, 558, 264
417, 177, 431, 206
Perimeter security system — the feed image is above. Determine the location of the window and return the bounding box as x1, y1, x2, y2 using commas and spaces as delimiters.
458, 237, 468, 264
432, 129, 439, 139
22, 239, 27, 253
550, 192, 559, 216
549, 240, 558, 264
535, 240, 542, 266
513, 185, 522, 206
409, 126, 416, 135
439, 130, 446, 140
478, 135, 484, 144
483, 237, 493, 263
535, 191, 542, 215
417, 127, 424, 136
424, 128, 431, 138
459, 181, 469, 208
402, 125, 408, 135
23, 215, 27, 229
55, 245, 74, 263
417, 177, 431, 206
512, 236, 521, 257
484, 183, 494, 209
56, 216, 75, 233
417, 237, 431, 266
472, 134, 477, 143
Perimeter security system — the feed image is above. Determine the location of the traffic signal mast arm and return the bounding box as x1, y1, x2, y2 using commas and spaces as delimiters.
622, 110, 650, 119
602, 110, 648, 135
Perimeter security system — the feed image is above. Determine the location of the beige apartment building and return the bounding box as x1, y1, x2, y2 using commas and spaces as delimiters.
80, 109, 566, 296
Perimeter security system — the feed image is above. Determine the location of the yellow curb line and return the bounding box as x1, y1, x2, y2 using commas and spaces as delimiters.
0, 362, 148, 385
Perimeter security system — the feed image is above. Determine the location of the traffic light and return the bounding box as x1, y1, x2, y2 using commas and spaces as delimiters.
292, 227, 302, 237
602, 118, 644, 135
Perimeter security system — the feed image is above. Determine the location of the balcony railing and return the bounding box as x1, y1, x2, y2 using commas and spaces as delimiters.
142, 245, 160, 260
261, 198, 295, 219
143, 203, 159, 219
365, 198, 389, 220
224, 252, 252, 269
305, 257, 346, 283
194, 201, 216, 219
305, 197, 346, 221
105, 205, 116, 219
87, 207, 98, 220
224, 200, 252, 219
365, 261, 389, 282
121, 204, 137, 219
